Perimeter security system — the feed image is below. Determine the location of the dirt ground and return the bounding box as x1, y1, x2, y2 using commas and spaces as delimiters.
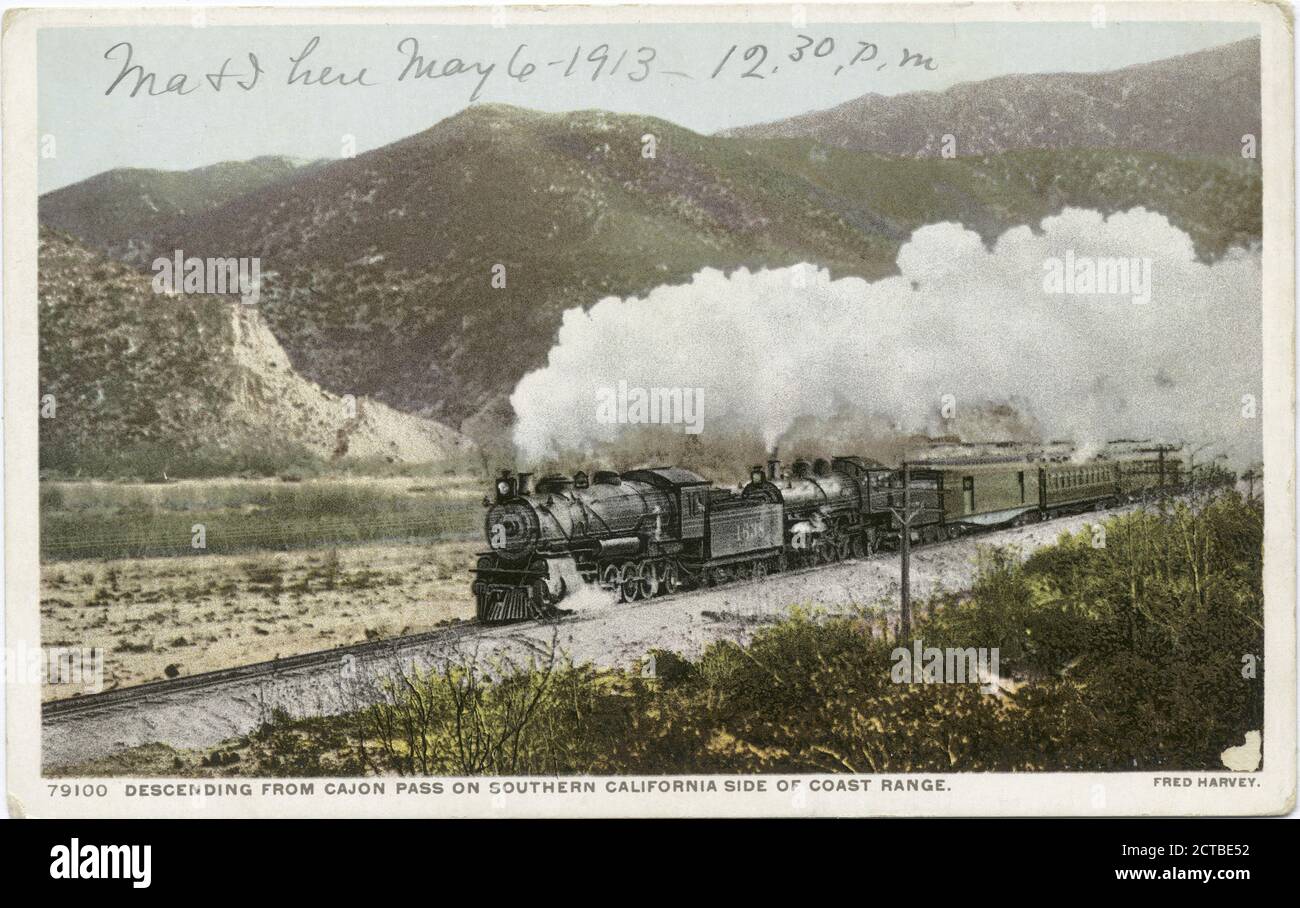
40, 540, 479, 700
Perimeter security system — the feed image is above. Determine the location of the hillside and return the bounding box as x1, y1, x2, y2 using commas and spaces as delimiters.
38, 229, 471, 478
721, 38, 1260, 158
134, 104, 1260, 438
38, 156, 323, 256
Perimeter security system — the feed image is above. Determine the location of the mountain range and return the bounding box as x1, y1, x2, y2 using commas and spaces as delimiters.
36, 39, 1262, 474
722, 38, 1260, 159
39, 156, 325, 260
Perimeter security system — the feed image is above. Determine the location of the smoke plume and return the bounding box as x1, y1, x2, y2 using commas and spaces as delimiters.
512, 208, 1261, 468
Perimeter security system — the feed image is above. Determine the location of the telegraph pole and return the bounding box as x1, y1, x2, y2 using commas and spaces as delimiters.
889, 461, 921, 641
900, 462, 911, 639
1187, 441, 1211, 497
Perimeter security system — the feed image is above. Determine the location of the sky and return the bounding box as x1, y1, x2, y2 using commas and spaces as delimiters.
37, 20, 1259, 192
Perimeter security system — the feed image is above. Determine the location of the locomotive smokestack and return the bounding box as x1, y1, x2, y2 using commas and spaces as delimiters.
767, 458, 780, 480
516, 472, 532, 496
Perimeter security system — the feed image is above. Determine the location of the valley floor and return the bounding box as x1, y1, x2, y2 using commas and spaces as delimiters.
40, 539, 479, 700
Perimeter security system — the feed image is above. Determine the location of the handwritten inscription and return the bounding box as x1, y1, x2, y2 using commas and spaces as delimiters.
103, 34, 941, 102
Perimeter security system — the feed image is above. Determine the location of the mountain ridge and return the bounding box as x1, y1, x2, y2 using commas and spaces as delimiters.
720, 38, 1260, 159
39, 156, 328, 257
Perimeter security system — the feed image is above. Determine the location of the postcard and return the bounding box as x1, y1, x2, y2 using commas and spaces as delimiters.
3, 1, 1294, 817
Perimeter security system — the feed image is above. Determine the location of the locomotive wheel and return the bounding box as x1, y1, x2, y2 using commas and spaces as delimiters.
600, 563, 621, 591
622, 564, 645, 601
638, 563, 660, 599
850, 535, 866, 559
661, 562, 684, 594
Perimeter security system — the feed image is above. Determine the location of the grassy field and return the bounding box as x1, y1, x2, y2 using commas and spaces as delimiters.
40, 473, 485, 562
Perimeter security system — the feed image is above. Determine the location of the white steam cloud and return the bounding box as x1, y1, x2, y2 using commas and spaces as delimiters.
512, 208, 1261, 467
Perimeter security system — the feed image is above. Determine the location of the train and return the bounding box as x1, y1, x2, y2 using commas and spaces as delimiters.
471, 440, 1193, 622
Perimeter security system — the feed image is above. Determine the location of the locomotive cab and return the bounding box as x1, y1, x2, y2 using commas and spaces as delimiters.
620, 467, 711, 541
742, 464, 784, 505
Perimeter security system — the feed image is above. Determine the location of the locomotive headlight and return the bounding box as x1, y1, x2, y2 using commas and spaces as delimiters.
496, 480, 512, 497
750, 468, 764, 485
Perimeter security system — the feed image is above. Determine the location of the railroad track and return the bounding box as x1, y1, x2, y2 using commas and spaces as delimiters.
41, 621, 483, 721
41, 497, 1169, 722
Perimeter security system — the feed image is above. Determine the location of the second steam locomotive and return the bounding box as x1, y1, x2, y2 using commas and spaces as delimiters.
471, 442, 1189, 622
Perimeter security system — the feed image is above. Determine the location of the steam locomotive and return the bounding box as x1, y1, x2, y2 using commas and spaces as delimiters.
471, 442, 1190, 623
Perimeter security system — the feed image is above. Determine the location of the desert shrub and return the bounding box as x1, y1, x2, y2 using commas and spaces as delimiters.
247, 708, 359, 776
923, 546, 1095, 679
240, 557, 286, 587
644, 648, 694, 686
355, 647, 646, 776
